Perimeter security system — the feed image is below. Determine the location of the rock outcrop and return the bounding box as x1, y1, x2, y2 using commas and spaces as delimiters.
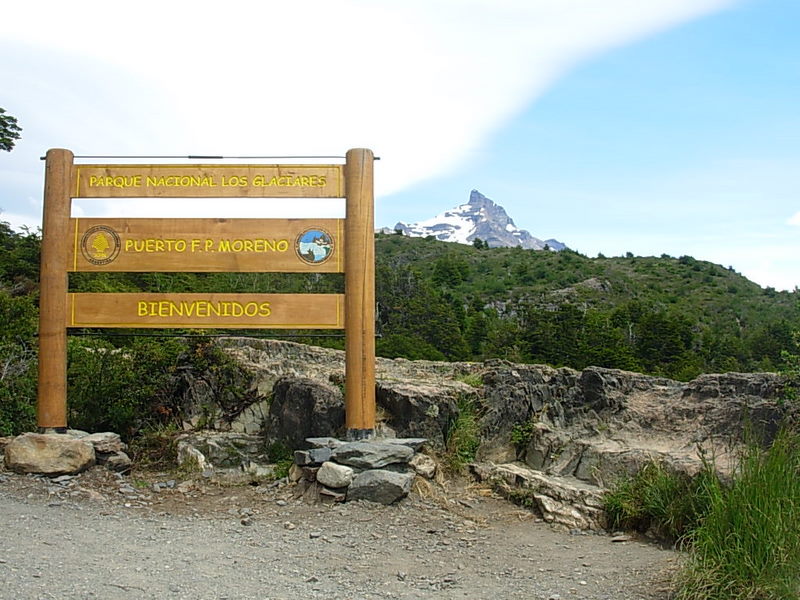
186, 338, 791, 528
265, 377, 345, 449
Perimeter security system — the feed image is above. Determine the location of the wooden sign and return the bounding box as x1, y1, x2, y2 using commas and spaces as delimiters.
67, 293, 344, 329
72, 164, 344, 198
69, 218, 344, 273
39, 148, 375, 436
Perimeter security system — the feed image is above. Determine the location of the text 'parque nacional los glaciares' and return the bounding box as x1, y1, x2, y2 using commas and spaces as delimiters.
72, 164, 344, 198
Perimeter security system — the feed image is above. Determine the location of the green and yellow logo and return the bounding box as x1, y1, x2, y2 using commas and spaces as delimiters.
80, 225, 121, 266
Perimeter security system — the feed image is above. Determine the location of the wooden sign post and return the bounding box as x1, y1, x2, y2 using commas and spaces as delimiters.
344, 149, 375, 438
38, 148, 376, 438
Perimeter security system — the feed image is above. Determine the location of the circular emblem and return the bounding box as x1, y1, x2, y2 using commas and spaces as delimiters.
295, 228, 334, 265
80, 225, 121, 266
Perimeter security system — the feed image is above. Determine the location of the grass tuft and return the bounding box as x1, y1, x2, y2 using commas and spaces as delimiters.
443, 396, 481, 473
677, 429, 800, 600
604, 461, 720, 542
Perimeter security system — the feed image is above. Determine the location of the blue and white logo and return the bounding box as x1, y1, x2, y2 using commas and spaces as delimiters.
296, 228, 334, 265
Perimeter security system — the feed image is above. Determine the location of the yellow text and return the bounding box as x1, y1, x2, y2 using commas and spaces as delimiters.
136, 300, 272, 318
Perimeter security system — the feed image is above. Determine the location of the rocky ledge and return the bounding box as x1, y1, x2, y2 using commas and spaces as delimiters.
211, 339, 790, 529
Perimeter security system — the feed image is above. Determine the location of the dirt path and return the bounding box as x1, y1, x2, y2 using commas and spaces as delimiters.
0, 468, 678, 600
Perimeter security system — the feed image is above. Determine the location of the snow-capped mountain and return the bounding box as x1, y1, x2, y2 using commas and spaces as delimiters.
391, 190, 565, 251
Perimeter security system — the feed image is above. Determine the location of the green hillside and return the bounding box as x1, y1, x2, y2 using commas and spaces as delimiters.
373, 233, 799, 379
2, 223, 799, 435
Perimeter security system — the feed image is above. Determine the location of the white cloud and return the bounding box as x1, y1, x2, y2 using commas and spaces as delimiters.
789, 212, 800, 226
2, 0, 736, 205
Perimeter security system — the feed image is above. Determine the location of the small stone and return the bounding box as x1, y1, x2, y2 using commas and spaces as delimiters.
294, 450, 312, 466
284, 522, 296, 530
382, 438, 428, 451
305, 437, 344, 449
102, 450, 133, 473
410, 453, 437, 479
316, 461, 355, 488
611, 535, 633, 543
308, 447, 333, 464
309, 531, 322, 539
276, 499, 287, 507
288, 464, 303, 483
82, 432, 126, 454
301, 467, 319, 482
240, 517, 253, 526
319, 487, 346, 503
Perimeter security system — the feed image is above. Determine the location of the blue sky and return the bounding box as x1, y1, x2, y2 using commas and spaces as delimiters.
1, 0, 797, 289
382, 0, 800, 290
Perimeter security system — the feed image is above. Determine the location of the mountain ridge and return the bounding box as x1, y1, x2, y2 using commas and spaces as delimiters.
390, 190, 565, 251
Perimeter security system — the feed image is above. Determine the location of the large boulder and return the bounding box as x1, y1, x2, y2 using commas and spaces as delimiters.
331, 442, 413, 469
4, 433, 95, 475
346, 469, 415, 505
265, 377, 344, 450
376, 382, 466, 448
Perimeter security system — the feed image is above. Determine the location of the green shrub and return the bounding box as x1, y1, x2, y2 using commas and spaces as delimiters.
266, 441, 293, 480
677, 429, 800, 600
0, 292, 38, 435
67, 336, 186, 438
0, 341, 37, 435
604, 461, 721, 542
444, 396, 481, 473
510, 419, 536, 453
66, 336, 260, 440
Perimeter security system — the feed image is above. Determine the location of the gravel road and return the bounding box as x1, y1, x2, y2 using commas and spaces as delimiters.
0, 469, 677, 600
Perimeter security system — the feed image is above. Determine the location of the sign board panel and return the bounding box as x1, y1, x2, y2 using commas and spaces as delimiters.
38, 148, 374, 432
72, 164, 344, 198
67, 293, 345, 329
69, 218, 344, 273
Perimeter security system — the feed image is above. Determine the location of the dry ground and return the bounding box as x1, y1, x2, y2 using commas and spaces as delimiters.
0, 465, 679, 600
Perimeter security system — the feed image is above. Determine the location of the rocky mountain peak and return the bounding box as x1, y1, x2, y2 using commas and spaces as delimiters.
391, 190, 565, 251
467, 189, 495, 209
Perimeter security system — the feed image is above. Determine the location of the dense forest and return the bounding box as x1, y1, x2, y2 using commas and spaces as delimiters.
1, 223, 798, 435
373, 233, 799, 379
